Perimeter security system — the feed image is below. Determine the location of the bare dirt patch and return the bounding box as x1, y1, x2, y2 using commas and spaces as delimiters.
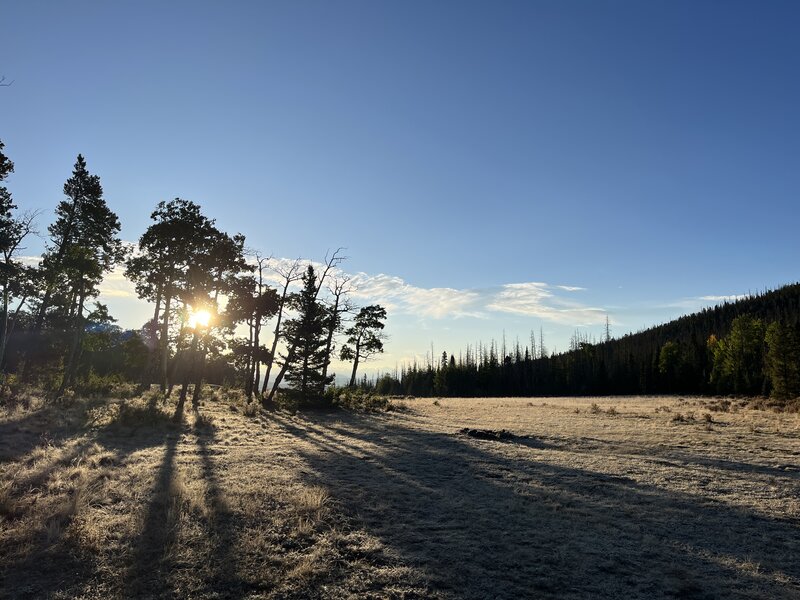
1, 395, 798, 598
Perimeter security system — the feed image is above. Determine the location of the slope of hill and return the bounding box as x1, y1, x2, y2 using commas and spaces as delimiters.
380, 283, 800, 399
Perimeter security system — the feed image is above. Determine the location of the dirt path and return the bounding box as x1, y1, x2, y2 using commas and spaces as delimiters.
1, 395, 798, 598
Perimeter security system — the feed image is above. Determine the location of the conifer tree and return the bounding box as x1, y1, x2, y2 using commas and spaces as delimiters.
38, 156, 125, 394
282, 265, 332, 406
340, 304, 387, 387
765, 322, 800, 400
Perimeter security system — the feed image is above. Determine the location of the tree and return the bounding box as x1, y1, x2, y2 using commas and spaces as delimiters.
720, 315, 766, 395
320, 274, 353, 385
224, 253, 279, 400
33, 155, 111, 330
265, 248, 345, 404
658, 341, 684, 392
259, 258, 302, 400
0, 141, 39, 371
125, 199, 218, 392
282, 265, 332, 406
340, 304, 387, 387
186, 230, 250, 407
765, 322, 800, 401
25, 155, 124, 394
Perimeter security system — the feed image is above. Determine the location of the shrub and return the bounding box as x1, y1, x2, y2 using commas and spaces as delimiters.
194, 412, 215, 429
114, 399, 172, 427
73, 372, 137, 399
330, 387, 391, 412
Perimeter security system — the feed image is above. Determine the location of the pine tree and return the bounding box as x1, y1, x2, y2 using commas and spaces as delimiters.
282, 265, 332, 407
765, 322, 800, 401
29, 155, 123, 393
340, 304, 387, 387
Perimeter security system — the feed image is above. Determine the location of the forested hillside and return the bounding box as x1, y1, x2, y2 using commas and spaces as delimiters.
371, 285, 800, 401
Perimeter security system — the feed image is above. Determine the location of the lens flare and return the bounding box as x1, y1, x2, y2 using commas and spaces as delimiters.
188, 309, 211, 329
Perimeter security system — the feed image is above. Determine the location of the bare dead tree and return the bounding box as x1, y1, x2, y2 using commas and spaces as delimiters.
320, 273, 355, 385
248, 252, 271, 398
260, 257, 303, 398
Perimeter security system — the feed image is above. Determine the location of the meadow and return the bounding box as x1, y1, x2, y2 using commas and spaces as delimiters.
1, 393, 798, 599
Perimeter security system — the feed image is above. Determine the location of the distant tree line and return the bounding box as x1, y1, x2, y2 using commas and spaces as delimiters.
0, 142, 386, 410
366, 286, 800, 404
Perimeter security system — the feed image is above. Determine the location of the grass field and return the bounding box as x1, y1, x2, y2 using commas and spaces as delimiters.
1, 394, 798, 599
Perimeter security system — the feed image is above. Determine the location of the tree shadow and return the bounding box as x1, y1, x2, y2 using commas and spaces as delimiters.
127, 429, 181, 598
192, 411, 250, 596
272, 411, 800, 599
535, 433, 800, 480
0, 406, 82, 463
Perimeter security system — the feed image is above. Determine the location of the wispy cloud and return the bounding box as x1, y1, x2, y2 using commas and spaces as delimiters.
349, 273, 483, 319
486, 282, 607, 325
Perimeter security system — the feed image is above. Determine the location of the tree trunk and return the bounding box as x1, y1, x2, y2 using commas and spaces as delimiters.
244, 316, 254, 398
320, 295, 340, 385
266, 348, 292, 405
348, 354, 360, 387
0, 280, 9, 372
160, 286, 172, 392
175, 329, 199, 419
58, 287, 87, 397
139, 288, 162, 390
192, 338, 206, 408
348, 338, 361, 387
261, 285, 289, 396
248, 316, 260, 400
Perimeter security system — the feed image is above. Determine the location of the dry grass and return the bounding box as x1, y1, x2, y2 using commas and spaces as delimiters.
1, 394, 798, 599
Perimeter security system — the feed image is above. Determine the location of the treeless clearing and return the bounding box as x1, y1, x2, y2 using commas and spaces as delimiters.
1, 395, 798, 599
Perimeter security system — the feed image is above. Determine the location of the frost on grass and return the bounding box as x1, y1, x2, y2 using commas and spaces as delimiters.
0, 394, 798, 599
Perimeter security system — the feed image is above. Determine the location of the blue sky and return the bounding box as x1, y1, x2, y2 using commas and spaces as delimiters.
3, 1, 799, 374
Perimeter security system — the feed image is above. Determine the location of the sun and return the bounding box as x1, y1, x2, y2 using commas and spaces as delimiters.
188, 308, 211, 329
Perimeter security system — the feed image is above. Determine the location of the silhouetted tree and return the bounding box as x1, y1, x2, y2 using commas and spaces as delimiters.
126, 199, 218, 392
320, 274, 353, 385
282, 265, 332, 406
26, 156, 125, 395
0, 141, 38, 371
340, 304, 387, 387
225, 254, 279, 400
266, 248, 345, 404
260, 258, 302, 399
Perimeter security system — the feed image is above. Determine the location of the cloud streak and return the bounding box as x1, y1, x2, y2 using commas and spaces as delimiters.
486, 282, 607, 325
20, 251, 607, 326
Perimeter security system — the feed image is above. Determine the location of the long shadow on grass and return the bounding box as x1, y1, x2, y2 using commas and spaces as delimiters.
0, 406, 80, 463
128, 430, 181, 598
534, 433, 800, 481
272, 411, 800, 600
0, 403, 179, 598
193, 413, 250, 596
